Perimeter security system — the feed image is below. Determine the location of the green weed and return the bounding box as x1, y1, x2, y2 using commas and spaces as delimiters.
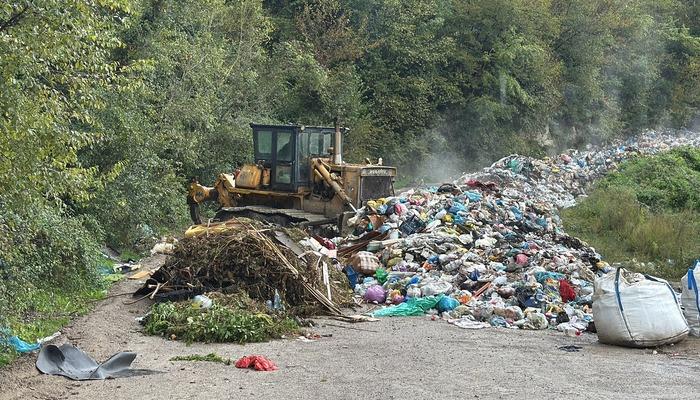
170, 353, 232, 365
144, 298, 299, 344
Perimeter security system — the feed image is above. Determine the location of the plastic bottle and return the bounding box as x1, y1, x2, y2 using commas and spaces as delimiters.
273, 289, 283, 310
434, 209, 447, 220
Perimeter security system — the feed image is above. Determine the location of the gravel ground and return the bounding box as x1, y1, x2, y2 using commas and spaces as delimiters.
1, 255, 699, 400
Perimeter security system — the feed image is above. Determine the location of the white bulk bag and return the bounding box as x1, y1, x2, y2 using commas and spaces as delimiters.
681, 261, 700, 337
593, 268, 689, 347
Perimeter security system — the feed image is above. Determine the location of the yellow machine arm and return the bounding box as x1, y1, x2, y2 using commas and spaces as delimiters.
187, 173, 238, 224
311, 159, 357, 212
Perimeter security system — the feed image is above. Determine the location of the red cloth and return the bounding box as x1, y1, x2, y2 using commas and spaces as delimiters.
235, 355, 278, 371
313, 235, 336, 250
559, 279, 576, 303
465, 179, 497, 191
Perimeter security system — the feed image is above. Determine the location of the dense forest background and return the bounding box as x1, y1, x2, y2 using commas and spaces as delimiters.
1, 0, 699, 322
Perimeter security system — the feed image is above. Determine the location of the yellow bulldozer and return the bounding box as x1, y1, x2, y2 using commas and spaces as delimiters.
187, 122, 397, 230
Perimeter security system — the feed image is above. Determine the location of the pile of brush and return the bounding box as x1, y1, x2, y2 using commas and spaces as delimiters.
137, 220, 351, 316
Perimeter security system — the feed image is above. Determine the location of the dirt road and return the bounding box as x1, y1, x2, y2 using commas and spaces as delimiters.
1, 255, 699, 400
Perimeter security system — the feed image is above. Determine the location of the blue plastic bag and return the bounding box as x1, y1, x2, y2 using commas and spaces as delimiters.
437, 296, 459, 312
510, 206, 523, 221
0, 329, 40, 353
465, 191, 482, 202
534, 271, 566, 284
448, 203, 465, 214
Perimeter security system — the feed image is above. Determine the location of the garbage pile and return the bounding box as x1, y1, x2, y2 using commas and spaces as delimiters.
330, 129, 700, 335
137, 220, 351, 316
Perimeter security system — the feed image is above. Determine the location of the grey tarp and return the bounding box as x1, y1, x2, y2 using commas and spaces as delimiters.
36, 343, 136, 380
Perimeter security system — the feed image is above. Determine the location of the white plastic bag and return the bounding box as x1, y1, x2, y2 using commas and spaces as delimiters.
681, 261, 700, 337
593, 268, 689, 347
420, 280, 452, 297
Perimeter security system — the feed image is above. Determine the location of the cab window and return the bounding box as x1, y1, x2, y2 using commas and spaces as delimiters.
256, 130, 272, 159
276, 131, 293, 162
309, 131, 323, 155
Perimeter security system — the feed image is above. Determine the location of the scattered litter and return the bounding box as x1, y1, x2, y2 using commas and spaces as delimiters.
234, 355, 278, 371
447, 318, 490, 329
128, 269, 152, 280
37, 331, 61, 345
558, 345, 583, 352
113, 262, 140, 274
36, 343, 137, 380
191, 294, 213, 309
150, 239, 177, 255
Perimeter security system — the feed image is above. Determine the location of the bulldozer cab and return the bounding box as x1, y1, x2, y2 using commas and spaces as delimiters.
251, 124, 334, 191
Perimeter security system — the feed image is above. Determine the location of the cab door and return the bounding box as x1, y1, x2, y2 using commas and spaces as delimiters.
272, 129, 295, 191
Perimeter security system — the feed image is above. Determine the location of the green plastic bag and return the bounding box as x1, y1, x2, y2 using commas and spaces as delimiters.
375, 267, 388, 284
371, 294, 444, 317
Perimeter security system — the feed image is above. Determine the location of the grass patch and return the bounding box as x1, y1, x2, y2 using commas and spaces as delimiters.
562, 149, 700, 280
0, 262, 127, 368
144, 293, 299, 344
0, 286, 107, 368
170, 353, 231, 365
119, 249, 143, 262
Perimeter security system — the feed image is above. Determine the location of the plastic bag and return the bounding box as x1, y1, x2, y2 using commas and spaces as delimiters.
374, 267, 388, 284
517, 312, 548, 330
235, 355, 278, 371
364, 285, 387, 303
421, 280, 452, 297
0, 329, 40, 353
437, 296, 459, 312
372, 295, 444, 317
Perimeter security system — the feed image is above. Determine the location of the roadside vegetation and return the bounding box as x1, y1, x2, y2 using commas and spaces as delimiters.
144, 294, 299, 344
1, 1, 699, 363
562, 147, 700, 279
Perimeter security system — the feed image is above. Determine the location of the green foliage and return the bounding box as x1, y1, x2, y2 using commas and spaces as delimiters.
170, 353, 231, 364
144, 301, 299, 344
563, 151, 700, 278
600, 147, 700, 211
0, 285, 106, 367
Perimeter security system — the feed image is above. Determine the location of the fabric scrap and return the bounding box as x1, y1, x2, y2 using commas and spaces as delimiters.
234, 355, 278, 371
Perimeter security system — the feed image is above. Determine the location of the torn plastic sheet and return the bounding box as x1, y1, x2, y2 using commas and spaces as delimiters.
36, 343, 137, 380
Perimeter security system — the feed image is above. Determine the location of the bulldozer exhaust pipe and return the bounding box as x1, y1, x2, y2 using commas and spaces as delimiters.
333, 116, 342, 165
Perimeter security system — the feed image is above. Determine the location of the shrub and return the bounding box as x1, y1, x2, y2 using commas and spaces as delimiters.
144, 300, 299, 344
563, 157, 700, 280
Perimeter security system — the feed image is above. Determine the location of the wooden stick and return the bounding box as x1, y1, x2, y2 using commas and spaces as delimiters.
123, 292, 152, 305
472, 282, 492, 299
